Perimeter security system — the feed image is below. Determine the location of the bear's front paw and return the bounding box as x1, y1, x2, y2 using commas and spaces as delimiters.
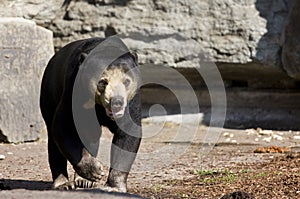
74, 156, 104, 182
102, 184, 127, 193
105, 169, 128, 192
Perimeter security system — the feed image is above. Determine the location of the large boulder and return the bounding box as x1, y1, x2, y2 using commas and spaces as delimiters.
0, 18, 54, 143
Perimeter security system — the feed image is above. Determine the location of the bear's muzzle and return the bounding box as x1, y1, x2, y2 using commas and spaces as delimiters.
106, 96, 126, 119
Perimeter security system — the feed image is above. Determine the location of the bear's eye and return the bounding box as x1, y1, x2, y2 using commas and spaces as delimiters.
97, 79, 108, 93
124, 78, 131, 87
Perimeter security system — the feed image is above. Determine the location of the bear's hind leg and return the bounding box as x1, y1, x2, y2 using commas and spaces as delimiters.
48, 136, 72, 189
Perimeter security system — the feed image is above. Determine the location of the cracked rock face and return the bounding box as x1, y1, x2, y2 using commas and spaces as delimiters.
0, 0, 295, 71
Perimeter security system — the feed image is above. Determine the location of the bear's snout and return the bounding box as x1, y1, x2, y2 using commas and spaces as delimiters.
105, 95, 126, 119
111, 96, 124, 108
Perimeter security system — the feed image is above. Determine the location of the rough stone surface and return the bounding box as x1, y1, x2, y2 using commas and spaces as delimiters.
281, 0, 300, 79
0, 0, 294, 72
0, 18, 54, 143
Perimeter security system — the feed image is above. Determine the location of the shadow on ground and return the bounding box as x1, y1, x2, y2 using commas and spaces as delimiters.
0, 179, 144, 199
0, 179, 51, 190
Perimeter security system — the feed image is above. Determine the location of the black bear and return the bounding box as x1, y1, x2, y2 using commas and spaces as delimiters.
40, 36, 142, 192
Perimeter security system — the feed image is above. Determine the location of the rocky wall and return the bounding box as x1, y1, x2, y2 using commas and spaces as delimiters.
0, 0, 297, 78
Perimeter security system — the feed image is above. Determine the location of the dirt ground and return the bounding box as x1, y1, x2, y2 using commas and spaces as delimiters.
1, 123, 300, 198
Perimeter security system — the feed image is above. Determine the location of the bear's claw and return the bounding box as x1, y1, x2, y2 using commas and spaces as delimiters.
74, 173, 99, 188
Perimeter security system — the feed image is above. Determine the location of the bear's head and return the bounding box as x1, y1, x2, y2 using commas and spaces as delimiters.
93, 52, 139, 119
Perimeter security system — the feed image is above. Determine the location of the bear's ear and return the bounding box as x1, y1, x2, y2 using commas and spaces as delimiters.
79, 52, 88, 64
130, 51, 138, 65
